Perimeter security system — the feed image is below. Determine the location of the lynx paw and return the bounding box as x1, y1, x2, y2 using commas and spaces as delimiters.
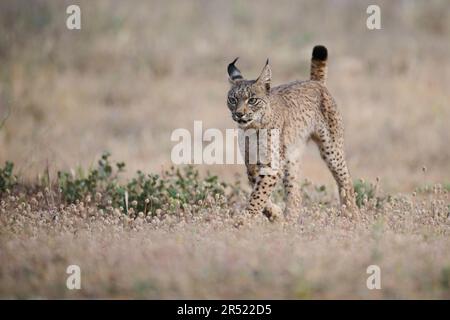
263, 204, 282, 222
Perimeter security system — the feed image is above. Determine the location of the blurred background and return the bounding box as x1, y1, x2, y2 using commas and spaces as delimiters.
0, 0, 449, 192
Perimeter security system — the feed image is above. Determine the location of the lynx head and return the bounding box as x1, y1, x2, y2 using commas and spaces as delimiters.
226, 58, 271, 127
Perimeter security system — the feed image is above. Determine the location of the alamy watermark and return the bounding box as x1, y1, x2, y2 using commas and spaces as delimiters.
366, 5, 381, 30
66, 5, 81, 30
66, 264, 81, 290
366, 265, 381, 290
171, 121, 280, 175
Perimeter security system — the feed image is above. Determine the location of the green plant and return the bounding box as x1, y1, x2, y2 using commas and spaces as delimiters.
123, 166, 227, 213
57, 152, 227, 215
0, 161, 17, 194
57, 152, 124, 204
353, 180, 376, 208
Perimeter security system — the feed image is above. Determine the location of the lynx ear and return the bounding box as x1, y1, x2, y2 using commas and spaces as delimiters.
227, 57, 243, 83
256, 59, 271, 92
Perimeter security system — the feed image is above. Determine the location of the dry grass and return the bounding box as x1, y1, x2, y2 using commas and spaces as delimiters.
0, 183, 449, 299
0, 0, 449, 299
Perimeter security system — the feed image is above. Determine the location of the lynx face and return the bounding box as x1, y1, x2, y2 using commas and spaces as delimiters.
227, 58, 271, 127
227, 81, 269, 126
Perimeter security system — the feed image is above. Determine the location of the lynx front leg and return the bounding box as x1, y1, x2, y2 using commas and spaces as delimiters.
246, 169, 281, 217
246, 165, 281, 220
262, 198, 283, 221
283, 142, 305, 216
283, 159, 303, 216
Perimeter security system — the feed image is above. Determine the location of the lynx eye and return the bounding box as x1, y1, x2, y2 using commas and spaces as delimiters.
248, 97, 258, 105
227, 96, 237, 105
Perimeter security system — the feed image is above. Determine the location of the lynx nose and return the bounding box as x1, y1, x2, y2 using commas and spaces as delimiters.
235, 112, 244, 118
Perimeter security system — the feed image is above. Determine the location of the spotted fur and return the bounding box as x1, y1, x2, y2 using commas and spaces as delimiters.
227, 45, 359, 219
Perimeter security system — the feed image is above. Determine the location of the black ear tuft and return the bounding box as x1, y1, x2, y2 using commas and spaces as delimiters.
228, 57, 243, 81
312, 45, 328, 61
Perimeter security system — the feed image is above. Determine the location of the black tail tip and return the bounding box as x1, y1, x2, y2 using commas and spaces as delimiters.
312, 45, 328, 61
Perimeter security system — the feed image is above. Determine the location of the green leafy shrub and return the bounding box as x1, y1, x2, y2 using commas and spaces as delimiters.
57, 152, 125, 204
0, 161, 17, 194
354, 180, 376, 208
124, 166, 227, 213
57, 152, 227, 214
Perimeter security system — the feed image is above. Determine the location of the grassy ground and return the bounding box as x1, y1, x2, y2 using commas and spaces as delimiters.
0, 0, 449, 298
0, 157, 449, 299
0, 182, 449, 298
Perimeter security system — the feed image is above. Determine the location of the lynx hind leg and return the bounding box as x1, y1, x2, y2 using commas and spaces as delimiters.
313, 127, 359, 218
